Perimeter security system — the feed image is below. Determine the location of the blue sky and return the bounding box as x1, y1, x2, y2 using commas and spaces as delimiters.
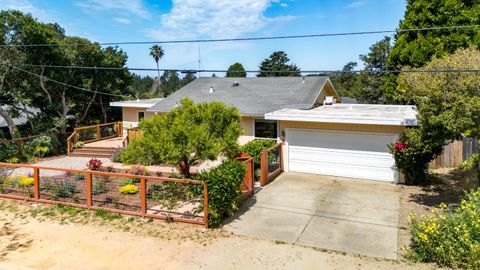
0, 0, 407, 77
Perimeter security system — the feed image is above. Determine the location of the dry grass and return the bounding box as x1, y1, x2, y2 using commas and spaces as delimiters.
0, 199, 230, 246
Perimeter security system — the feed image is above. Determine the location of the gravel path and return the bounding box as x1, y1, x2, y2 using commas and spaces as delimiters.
11, 156, 110, 177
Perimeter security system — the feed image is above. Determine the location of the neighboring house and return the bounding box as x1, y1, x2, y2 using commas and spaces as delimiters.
110, 77, 417, 183
0, 105, 40, 135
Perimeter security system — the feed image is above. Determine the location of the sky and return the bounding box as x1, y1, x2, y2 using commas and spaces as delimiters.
0, 0, 407, 77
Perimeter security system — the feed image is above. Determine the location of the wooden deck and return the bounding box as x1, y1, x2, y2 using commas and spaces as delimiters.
69, 136, 125, 158
83, 136, 125, 148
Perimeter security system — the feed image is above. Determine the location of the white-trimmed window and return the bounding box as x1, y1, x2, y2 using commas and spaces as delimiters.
254, 119, 278, 139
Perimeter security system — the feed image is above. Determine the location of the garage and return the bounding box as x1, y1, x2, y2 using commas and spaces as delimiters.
286, 129, 398, 182
265, 103, 419, 183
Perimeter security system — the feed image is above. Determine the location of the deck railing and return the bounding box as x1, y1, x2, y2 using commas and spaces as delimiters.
67, 122, 123, 154
259, 143, 283, 186
0, 162, 208, 227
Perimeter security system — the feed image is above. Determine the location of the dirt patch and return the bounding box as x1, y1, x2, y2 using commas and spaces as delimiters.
0, 199, 436, 270
397, 168, 479, 258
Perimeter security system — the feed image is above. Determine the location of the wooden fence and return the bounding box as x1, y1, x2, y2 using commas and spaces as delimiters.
430, 137, 479, 169
67, 122, 122, 154
236, 156, 255, 200
259, 143, 283, 186
0, 162, 208, 227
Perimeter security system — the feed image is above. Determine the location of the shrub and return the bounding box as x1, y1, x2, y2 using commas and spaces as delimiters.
407, 189, 480, 269
18, 177, 35, 187
74, 141, 85, 149
92, 179, 107, 195
23, 136, 54, 158
110, 147, 123, 162
460, 153, 480, 170
240, 139, 276, 164
126, 165, 149, 176
73, 173, 85, 181
199, 160, 246, 227
119, 184, 138, 195
86, 158, 103, 171
54, 182, 78, 198
0, 142, 21, 162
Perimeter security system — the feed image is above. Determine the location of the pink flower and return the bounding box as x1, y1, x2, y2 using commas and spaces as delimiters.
394, 142, 408, 152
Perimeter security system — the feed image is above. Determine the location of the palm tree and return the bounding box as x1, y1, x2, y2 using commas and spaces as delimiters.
149, 45, 164, 95
149, 44, 164, 78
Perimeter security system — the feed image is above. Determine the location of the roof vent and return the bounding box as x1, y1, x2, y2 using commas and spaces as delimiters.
323, 96, 335, 106
209, 86, 214, 93
232, 82, 239, 87
302, 76, 305, 84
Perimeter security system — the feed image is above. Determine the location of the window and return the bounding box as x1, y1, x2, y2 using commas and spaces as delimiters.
254, 120, 278, 139
137, 111, 145, 122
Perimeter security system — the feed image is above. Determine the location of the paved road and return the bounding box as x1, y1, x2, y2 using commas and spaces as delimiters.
225, 172, 400, 259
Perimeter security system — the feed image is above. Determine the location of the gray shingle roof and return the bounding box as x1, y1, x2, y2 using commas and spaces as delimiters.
148, 76, 330, 116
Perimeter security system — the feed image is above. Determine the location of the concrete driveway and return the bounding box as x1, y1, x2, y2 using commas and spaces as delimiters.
225, 173, 400, 259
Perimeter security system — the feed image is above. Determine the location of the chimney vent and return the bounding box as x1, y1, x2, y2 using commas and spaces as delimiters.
323, 96, 335, 106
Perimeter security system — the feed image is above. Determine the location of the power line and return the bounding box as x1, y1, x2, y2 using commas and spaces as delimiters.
9, 65, 130, 98
1, 25, 479, 48
20, 64, 480, 74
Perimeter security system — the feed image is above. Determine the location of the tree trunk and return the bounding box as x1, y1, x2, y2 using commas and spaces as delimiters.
179, 159, 191, 178
99, 96, 107, 123
59, 90, 70, 134
0, 106, 17, 139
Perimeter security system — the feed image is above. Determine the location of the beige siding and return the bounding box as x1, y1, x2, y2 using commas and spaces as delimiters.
121, 108, 155, 129
280, 121, 405, 134
239, 117, 255, 145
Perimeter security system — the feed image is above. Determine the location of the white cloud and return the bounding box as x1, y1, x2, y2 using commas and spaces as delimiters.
75, 0, 150, 19
280, 3, 288, 7
145, 0, 295, 40
346, 0, 368, 9
0, 0, 51, 21
114, 17, 131, 24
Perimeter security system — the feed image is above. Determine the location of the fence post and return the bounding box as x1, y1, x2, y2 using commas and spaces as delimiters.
260, 148, 268, 187
279, 143, 284, 172
140, 178, 146, 217
96, 126, 101, 140
33, 167, 39, 202
74, 130, 78, 145
118, 122, 123, 137
86, 173, 92, 208
203, 181, 209, 228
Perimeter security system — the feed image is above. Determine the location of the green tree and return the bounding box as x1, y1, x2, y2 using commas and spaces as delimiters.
360, 36, 391, 72
330, 36, 392, 104
385, 0, 480, 102
388, 0, 480, 70
392, 47, 480, 184
257, 51, 300, 77
121, 98, 242, 177
226, 62, 246, 77
159, 70, 181, 96
0, 10, 132, 135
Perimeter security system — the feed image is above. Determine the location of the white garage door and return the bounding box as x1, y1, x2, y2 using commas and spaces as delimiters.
286, 129, 398, 182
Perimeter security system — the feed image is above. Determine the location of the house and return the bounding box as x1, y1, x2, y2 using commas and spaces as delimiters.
109, 98, 164, 129
0, 105, 40, 137
110, 77, 417, 183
